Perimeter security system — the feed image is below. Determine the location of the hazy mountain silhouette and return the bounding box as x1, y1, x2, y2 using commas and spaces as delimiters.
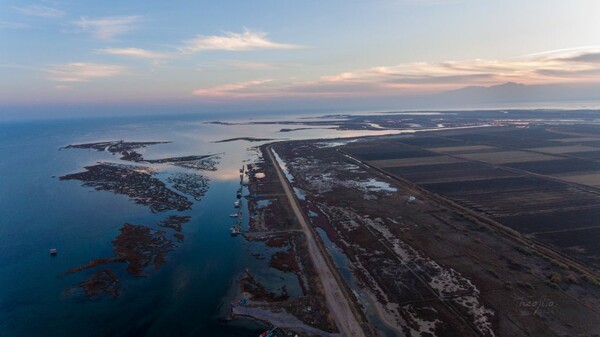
427, 82, 600, 106
321, 82, 600, 112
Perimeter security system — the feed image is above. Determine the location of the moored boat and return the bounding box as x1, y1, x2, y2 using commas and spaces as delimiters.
230, 225, 241, 236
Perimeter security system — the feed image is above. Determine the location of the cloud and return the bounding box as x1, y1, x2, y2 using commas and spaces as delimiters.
523, 46, 600, 58
562, 52, 600, 64
280, 81, 384, 96
187, 46, 600, 101
535, 67, 600, 78
225, 60, 278, 70
14, 5, 64, 18
301, 46, 600, 94
45, 63, 127, 82
197, 60, 300, 71
0, 21, 28, 29
73, 16, 140, 39
96, 29, 302, 65
524, 46, 600, 65
195, 60, 278, 72
192, 79, 273, 99
180, 29, 303, 53
384, 73, 495, 85
99, 48, 170, 59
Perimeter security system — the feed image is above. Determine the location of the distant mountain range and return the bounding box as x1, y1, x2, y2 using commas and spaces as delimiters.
310, 82, 600, 112
420, 82, 600, 107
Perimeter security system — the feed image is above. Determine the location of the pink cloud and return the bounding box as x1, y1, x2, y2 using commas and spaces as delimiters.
45, 62, 127, 82
181, 29, 303, 53
192, 79, 273, 99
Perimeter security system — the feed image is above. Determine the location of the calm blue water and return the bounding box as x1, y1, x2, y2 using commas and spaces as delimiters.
0, 113, 401, 337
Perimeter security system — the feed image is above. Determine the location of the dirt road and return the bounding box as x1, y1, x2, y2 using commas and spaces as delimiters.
233, 306, 341, 337
265, 145, 367, 337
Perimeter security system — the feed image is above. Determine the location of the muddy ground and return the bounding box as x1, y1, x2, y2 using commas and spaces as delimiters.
270, 137, 600, 337
232, 147, 339, 336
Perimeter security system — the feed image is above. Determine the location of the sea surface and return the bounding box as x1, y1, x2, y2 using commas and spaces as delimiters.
0, 112, 398, 337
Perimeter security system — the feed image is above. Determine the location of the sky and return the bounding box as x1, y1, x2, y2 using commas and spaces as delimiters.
1, 0, 600, 117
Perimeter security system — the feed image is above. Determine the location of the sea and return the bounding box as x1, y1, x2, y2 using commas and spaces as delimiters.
0, 111, 398, 337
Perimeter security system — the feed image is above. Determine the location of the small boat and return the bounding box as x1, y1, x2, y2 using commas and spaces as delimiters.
229, 213, 238, 218
234, 200, 240, 208
230, 225, 241, 236
236, 192, 242, 199
49, 248, 57, 256
259, 327, 277, 337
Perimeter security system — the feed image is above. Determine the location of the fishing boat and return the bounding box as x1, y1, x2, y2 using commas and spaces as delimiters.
49, 248, 57, 256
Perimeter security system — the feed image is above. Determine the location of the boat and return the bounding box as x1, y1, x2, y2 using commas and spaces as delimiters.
259, 327, 277, 337
234, 200, 240, 208
49, 248, 57, 256
230, 225, 241, 236
229, 213, 238, 218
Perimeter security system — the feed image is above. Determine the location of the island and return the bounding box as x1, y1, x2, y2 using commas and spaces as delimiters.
60, 140, 214, 299
59, 163, 193, 212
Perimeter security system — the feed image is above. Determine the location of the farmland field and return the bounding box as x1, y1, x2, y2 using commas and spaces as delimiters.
560, 172, 600, 187
368, 155, 461, 168
385, 162, 518, 183
527, 145, 599, 154
343, 124, 600, 270
506, 159, 600, 175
